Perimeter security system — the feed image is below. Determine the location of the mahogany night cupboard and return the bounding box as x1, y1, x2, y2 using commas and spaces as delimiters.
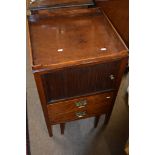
27, 0, 128, 137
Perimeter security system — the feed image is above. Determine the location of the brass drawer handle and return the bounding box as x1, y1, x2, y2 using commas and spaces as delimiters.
75, 99, 87, 108
109, 74, 115, 80
76, 111, 86, 118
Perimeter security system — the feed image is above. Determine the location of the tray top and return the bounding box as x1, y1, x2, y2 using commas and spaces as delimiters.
29, 0, 94, 11
28, 8, 128, 70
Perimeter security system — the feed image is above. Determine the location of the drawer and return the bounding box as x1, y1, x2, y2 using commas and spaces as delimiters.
42, 60, 120, 103
49, 107, 111, 124
47, 92, 114, 123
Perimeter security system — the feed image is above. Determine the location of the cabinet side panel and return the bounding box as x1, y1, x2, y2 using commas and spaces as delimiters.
34, 74, 53, 136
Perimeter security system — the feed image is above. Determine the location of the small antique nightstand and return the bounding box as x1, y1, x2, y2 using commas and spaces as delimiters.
27, 0, 128, 137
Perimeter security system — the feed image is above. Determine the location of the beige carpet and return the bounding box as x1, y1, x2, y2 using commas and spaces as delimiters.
27, 53, 129, 155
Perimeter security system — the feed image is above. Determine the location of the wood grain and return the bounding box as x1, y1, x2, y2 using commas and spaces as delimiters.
34, 74, 53, 137
28, 7, 128, 71
27, 5, 128, 136
42, 61, 120, 102
47, 92, 114, 124
48, 92, 114, 113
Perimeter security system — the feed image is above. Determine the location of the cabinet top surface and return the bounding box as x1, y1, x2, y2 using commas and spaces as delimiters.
28, 7, 128, 70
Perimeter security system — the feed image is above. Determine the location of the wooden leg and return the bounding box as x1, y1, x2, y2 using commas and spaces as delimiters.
47, 124, 53, 137
94, 115, 100, 128
104, 112, 112, 126
60, 123, 65, 135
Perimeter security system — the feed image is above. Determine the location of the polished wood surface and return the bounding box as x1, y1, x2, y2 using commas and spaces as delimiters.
42, 61, 119, 102
48, 92, 114, 123
47, 92, 114, 113
27, 5, 128, 136
28, 7, 127, 70
34, 74, 53, 136
49, 104, 111, 124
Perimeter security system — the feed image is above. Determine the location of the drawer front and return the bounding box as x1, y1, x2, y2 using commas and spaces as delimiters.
49, 108, 110, 124
47, 92, 114, 123
42, 60, 120, 103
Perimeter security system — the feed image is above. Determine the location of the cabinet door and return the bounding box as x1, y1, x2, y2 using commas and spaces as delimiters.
42, 60, 120, 103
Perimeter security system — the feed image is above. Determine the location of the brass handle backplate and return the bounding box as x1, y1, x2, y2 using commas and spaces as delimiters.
76, 111, 86, 118
75, 99, 87, 108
